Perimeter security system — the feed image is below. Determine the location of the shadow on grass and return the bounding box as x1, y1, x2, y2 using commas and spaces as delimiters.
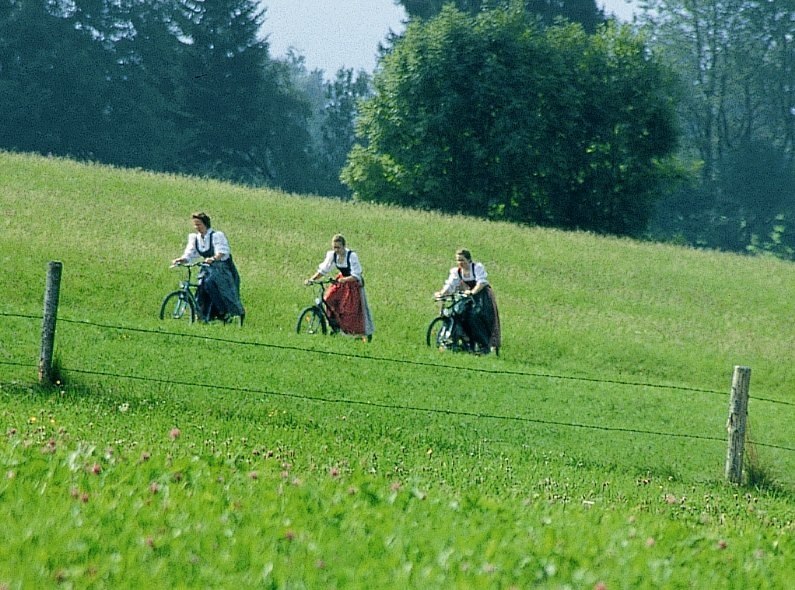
743, 440, 795, 501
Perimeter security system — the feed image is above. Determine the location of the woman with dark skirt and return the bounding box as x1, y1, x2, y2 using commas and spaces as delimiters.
172, 212, 245, 324
434, 248, 501, 354
305, 234, 374, 341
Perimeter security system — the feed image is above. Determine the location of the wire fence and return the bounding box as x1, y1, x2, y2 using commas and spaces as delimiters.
2, 311, 794, 454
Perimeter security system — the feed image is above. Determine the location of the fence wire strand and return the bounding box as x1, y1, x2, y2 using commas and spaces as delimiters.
11, 311, 795, 407
2, 311, 793, 454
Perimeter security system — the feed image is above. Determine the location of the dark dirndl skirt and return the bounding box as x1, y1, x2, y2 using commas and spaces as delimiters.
463, 286, 501, 352
197, 257, 244, 322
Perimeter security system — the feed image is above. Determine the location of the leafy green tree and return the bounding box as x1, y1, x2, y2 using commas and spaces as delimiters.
342, 6, 679, 236
398, 0, 605, 32
640, 0, 795, 258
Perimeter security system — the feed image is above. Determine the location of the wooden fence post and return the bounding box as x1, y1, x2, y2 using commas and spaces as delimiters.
725, 365, 751, 484
38, 261, 63, 385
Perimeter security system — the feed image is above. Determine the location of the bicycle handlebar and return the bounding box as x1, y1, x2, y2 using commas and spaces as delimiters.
434, 292, 470, 302
305, 277, 338, 286
170, 261, 209, 269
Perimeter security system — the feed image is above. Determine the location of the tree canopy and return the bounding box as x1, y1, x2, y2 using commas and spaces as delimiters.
640, 0, 795, 258
0, 0, 327, 192
342, 6, 680, 236
397, 0, 606, 32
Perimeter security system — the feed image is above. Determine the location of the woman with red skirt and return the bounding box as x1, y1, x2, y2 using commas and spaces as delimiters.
305, 234, 374, 340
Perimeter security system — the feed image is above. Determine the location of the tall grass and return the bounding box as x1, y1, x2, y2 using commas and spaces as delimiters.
1, 151, 793, 588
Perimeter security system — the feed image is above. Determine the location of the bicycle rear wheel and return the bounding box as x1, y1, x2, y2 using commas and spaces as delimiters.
296, 306, 327, 335
159, 290, 196, 323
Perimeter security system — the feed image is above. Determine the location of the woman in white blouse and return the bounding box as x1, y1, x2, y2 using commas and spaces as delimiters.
172, 212, 245, 324
434, 248, 501, 354
305, 234, 374, 340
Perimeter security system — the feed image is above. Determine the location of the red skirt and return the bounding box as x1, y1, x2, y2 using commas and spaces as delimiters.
324, 277, 366, 335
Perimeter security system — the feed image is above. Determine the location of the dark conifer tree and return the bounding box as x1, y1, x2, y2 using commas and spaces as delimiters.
173, 0, 314, 189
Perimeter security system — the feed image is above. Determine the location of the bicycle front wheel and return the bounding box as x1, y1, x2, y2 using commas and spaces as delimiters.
296, 306, 326, 335
426, 316, 451, 348
160, 290, 196, 323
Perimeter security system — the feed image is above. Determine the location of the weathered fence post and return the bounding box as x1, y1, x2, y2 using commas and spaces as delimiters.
725, 365, 751, 484
38, 261, 63, 385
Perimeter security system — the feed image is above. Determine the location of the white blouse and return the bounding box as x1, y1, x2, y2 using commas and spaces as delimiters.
317, 248, 362, 280
181, 229, 231, 262
441, 262, 489, 295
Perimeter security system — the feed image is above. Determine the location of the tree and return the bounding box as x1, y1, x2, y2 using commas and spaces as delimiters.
99, 0, 185, 171
397, 0, 605, 32
640, 0, 795, 258
319, 68, 372, 197
342, 6, 680, 236
281, 54, 373, 198
176, 0, 276, 183
0, 0, 114, 158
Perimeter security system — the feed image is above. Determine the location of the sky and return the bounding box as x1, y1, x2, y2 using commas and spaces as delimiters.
260, 1, 638, 76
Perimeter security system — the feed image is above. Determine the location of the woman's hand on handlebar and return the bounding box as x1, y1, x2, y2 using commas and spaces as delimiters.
305, 276, 337, 286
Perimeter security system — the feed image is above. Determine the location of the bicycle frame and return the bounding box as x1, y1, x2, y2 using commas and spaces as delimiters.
426, 292, 474, 352
159, 262, 205, 323
161, 261, 243, 326
296, 278, 338, 335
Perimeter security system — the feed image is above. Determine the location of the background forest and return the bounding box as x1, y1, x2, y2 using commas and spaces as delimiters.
1, 0, 794, 259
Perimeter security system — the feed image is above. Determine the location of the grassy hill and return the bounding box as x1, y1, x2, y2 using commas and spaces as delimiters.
1, 151, 793, 588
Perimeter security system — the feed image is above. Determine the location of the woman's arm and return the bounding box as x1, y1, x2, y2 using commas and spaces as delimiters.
206, 231, 230, 263
434, 268, 459, 298
173, 234, 197, 265
305, 251, 334, 284
466, 263, 489, 295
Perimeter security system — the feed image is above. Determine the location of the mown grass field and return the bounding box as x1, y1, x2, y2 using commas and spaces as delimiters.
1, 151, 794, 588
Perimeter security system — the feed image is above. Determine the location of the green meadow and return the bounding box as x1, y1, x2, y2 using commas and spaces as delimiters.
1, 151, 793, 588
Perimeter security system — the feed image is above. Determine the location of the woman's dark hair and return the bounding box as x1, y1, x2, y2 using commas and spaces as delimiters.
332, 233, 346, 247
456, 248, 472, 261
192, 212, 211, 228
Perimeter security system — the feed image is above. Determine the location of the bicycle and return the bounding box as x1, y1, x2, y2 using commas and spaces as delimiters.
159, 262, 202, 323
159, 261, 243, 326
295, 278, 339, 335
426, 292, 475, 352
426, 292, 497, 355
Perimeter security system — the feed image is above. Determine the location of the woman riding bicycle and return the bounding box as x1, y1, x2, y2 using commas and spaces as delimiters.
304, 234, 374, 340
434, 248, 501, 354
172, 212, 245, 324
